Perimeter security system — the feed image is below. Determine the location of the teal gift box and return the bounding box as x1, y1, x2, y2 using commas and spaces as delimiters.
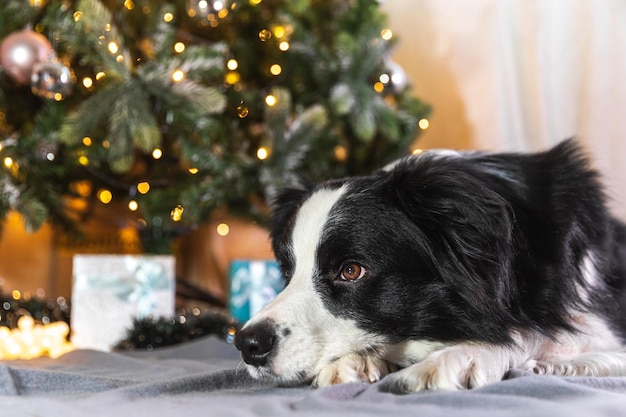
71, 254, 175, 351
229, 260, 284, 323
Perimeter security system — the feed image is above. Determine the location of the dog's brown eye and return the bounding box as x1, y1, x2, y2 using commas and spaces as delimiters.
340, 263, 366, 281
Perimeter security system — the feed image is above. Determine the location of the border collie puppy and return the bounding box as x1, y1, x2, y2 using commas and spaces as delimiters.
235, 140, 626, 393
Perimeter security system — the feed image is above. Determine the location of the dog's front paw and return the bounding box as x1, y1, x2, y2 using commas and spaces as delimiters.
380, 345, 508, 393
520, 359, 559, 375
314, 353, 397, 387
521, 357, 603, 377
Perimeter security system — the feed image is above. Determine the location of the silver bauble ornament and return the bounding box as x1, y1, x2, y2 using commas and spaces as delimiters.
384, 59, 408, 92
31, 60, 73, 100
0, 29, 53, 85
35, 141, 59, 161
187, 0, 229, 18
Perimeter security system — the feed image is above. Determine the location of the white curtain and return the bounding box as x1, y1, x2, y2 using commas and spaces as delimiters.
384, 0, 626, 220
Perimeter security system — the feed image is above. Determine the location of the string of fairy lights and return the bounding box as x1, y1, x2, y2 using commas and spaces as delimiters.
2, 0, 430, 239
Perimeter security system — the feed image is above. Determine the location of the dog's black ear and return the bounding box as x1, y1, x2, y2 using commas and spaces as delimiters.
385, 155, 516, 305
269, 185, 312, 249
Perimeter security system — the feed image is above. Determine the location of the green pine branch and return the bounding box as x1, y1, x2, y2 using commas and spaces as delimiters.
0, 0, 431, 249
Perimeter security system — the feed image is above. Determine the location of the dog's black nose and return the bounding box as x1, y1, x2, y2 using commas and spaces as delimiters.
234, 323, 276, 367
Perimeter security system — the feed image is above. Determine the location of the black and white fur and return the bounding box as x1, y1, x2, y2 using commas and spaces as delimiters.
235, 140, 626, 392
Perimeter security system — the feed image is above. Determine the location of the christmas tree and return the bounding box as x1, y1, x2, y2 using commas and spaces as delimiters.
0, 0, 430, 253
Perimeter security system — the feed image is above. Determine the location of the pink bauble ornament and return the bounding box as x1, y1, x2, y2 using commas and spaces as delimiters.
0, 30, 53, 85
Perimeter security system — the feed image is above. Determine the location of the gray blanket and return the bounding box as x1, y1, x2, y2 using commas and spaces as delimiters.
1, 336, 626, 416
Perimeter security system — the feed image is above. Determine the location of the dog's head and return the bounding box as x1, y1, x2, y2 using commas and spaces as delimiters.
234, 152, 517, 385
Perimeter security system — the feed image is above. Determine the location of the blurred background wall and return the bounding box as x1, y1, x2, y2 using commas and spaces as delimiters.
383, 0, 626, 219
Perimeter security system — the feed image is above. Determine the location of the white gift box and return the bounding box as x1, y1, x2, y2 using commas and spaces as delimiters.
70, 254, 175, 351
